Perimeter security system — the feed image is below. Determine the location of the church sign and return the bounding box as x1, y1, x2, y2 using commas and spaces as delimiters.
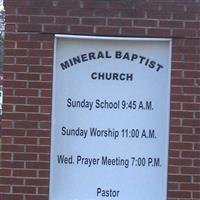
49, 35, 171, 200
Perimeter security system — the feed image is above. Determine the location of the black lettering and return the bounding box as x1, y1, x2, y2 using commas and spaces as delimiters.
97, 51, 104, 59
88, 52, 96, 60
115, 51, 122, 59
91, 72, 97, 80
156, 63, 164, 71
60, 60, 70, 70
81, 54, 88, 62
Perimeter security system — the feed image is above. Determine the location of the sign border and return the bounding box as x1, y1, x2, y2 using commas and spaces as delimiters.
49, 34, 172, 200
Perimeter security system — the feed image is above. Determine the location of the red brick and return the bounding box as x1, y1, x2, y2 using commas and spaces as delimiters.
169, 142, 192, 150
5, 0, 29, 7
25, 178, 49, 186
120, 9, 145, 18
169, 158, 192, 166
17, 41, 41, 49
15, 121, 38, 129
6, 15, 29, 23
1, 152, 12, 160
122, 28, 145, 36
39, 154, 50, 161
193, 192, 200, 198
1, 129, 25, 136
1, 161, 24, 169
15, 89, 39, 97
2, 137, 12, 144
43, 8, 66, 16
30, 16, 54, 24
70, 25, 94, 34
30, 34, 54, 42
168, 191, 191, 198
16, 73, 40, 81
183, 87, 200, 94
4, 113, 26, 120
0, 169, 11, 178
39, 171, 49, 178
18, 24, 42, 32
168, 166, 179, 174
2, 144, 24, 152
4, 80, 27, 88
159, 20, 183, 28
40, 106, 51, 113
193, 176, 200, 183
82, 18, 106, 25
0, 186, 10, 193
193, 160, 200, 167
171, 79, 194, 86
69, 9, 94, 17
183, 103, 200, 110
25, 195, 48, 200
108, 19, 132, 26
41, 74, 52, 82
134, 19, 158, 27
182, 135, 200, 142
16, 57, 40, 65
56, 17, 80, 25
17, 7, 42, 15
57, 1, 81, 8
26, 162, 49, 169
13, 186, 36, 194
4, 65, 27, 72
147, 28, 171, 37
83, 1, 108, 9
5, 33, 28, 41
27, 114, 50, 121
4, 41, 15, 48
168, 183, 178, 190
41, 90, 52, 97
39, 138, 50, 146
95, 9, 119, 17
168, 175, 192, 182
29, 49, 53, 57
173, 29, 197, 37
38, 187, 49, 194
29, 66, 52, 73
28, 82, 51, 89
171, 111, 193, 119
182, 119, 200, 127
27, 130, 49, 137
182, 166, 200, 175
171, 95, 194, 102
42, 42, 54, 49
5, 24, 17, 32
184, 71, 200, 78
16, 105, 39, 112
0, 177, 23, 185
96, 27, 120, 35
13, 170, 37, 177
147, 11, 171, 19
0, 194, 23, 200
14, 153, 37, 161
43, 25, 68, 33
14, 137, 37, 145
26, 145, 49, 154
173, 13, 197, 20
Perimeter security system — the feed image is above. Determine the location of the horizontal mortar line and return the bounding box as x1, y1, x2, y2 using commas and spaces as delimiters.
15, 31, 200, 40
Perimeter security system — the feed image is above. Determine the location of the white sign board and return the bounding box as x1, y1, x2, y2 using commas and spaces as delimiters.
50, 35, 171, 200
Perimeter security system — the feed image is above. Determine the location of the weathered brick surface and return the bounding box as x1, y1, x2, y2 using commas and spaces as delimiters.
1, 0, 200, 199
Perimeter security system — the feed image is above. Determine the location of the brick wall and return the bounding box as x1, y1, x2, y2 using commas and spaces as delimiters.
1, 0, 200, 200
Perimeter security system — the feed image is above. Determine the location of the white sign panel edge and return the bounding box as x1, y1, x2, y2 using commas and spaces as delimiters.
49, 34, 172, 200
